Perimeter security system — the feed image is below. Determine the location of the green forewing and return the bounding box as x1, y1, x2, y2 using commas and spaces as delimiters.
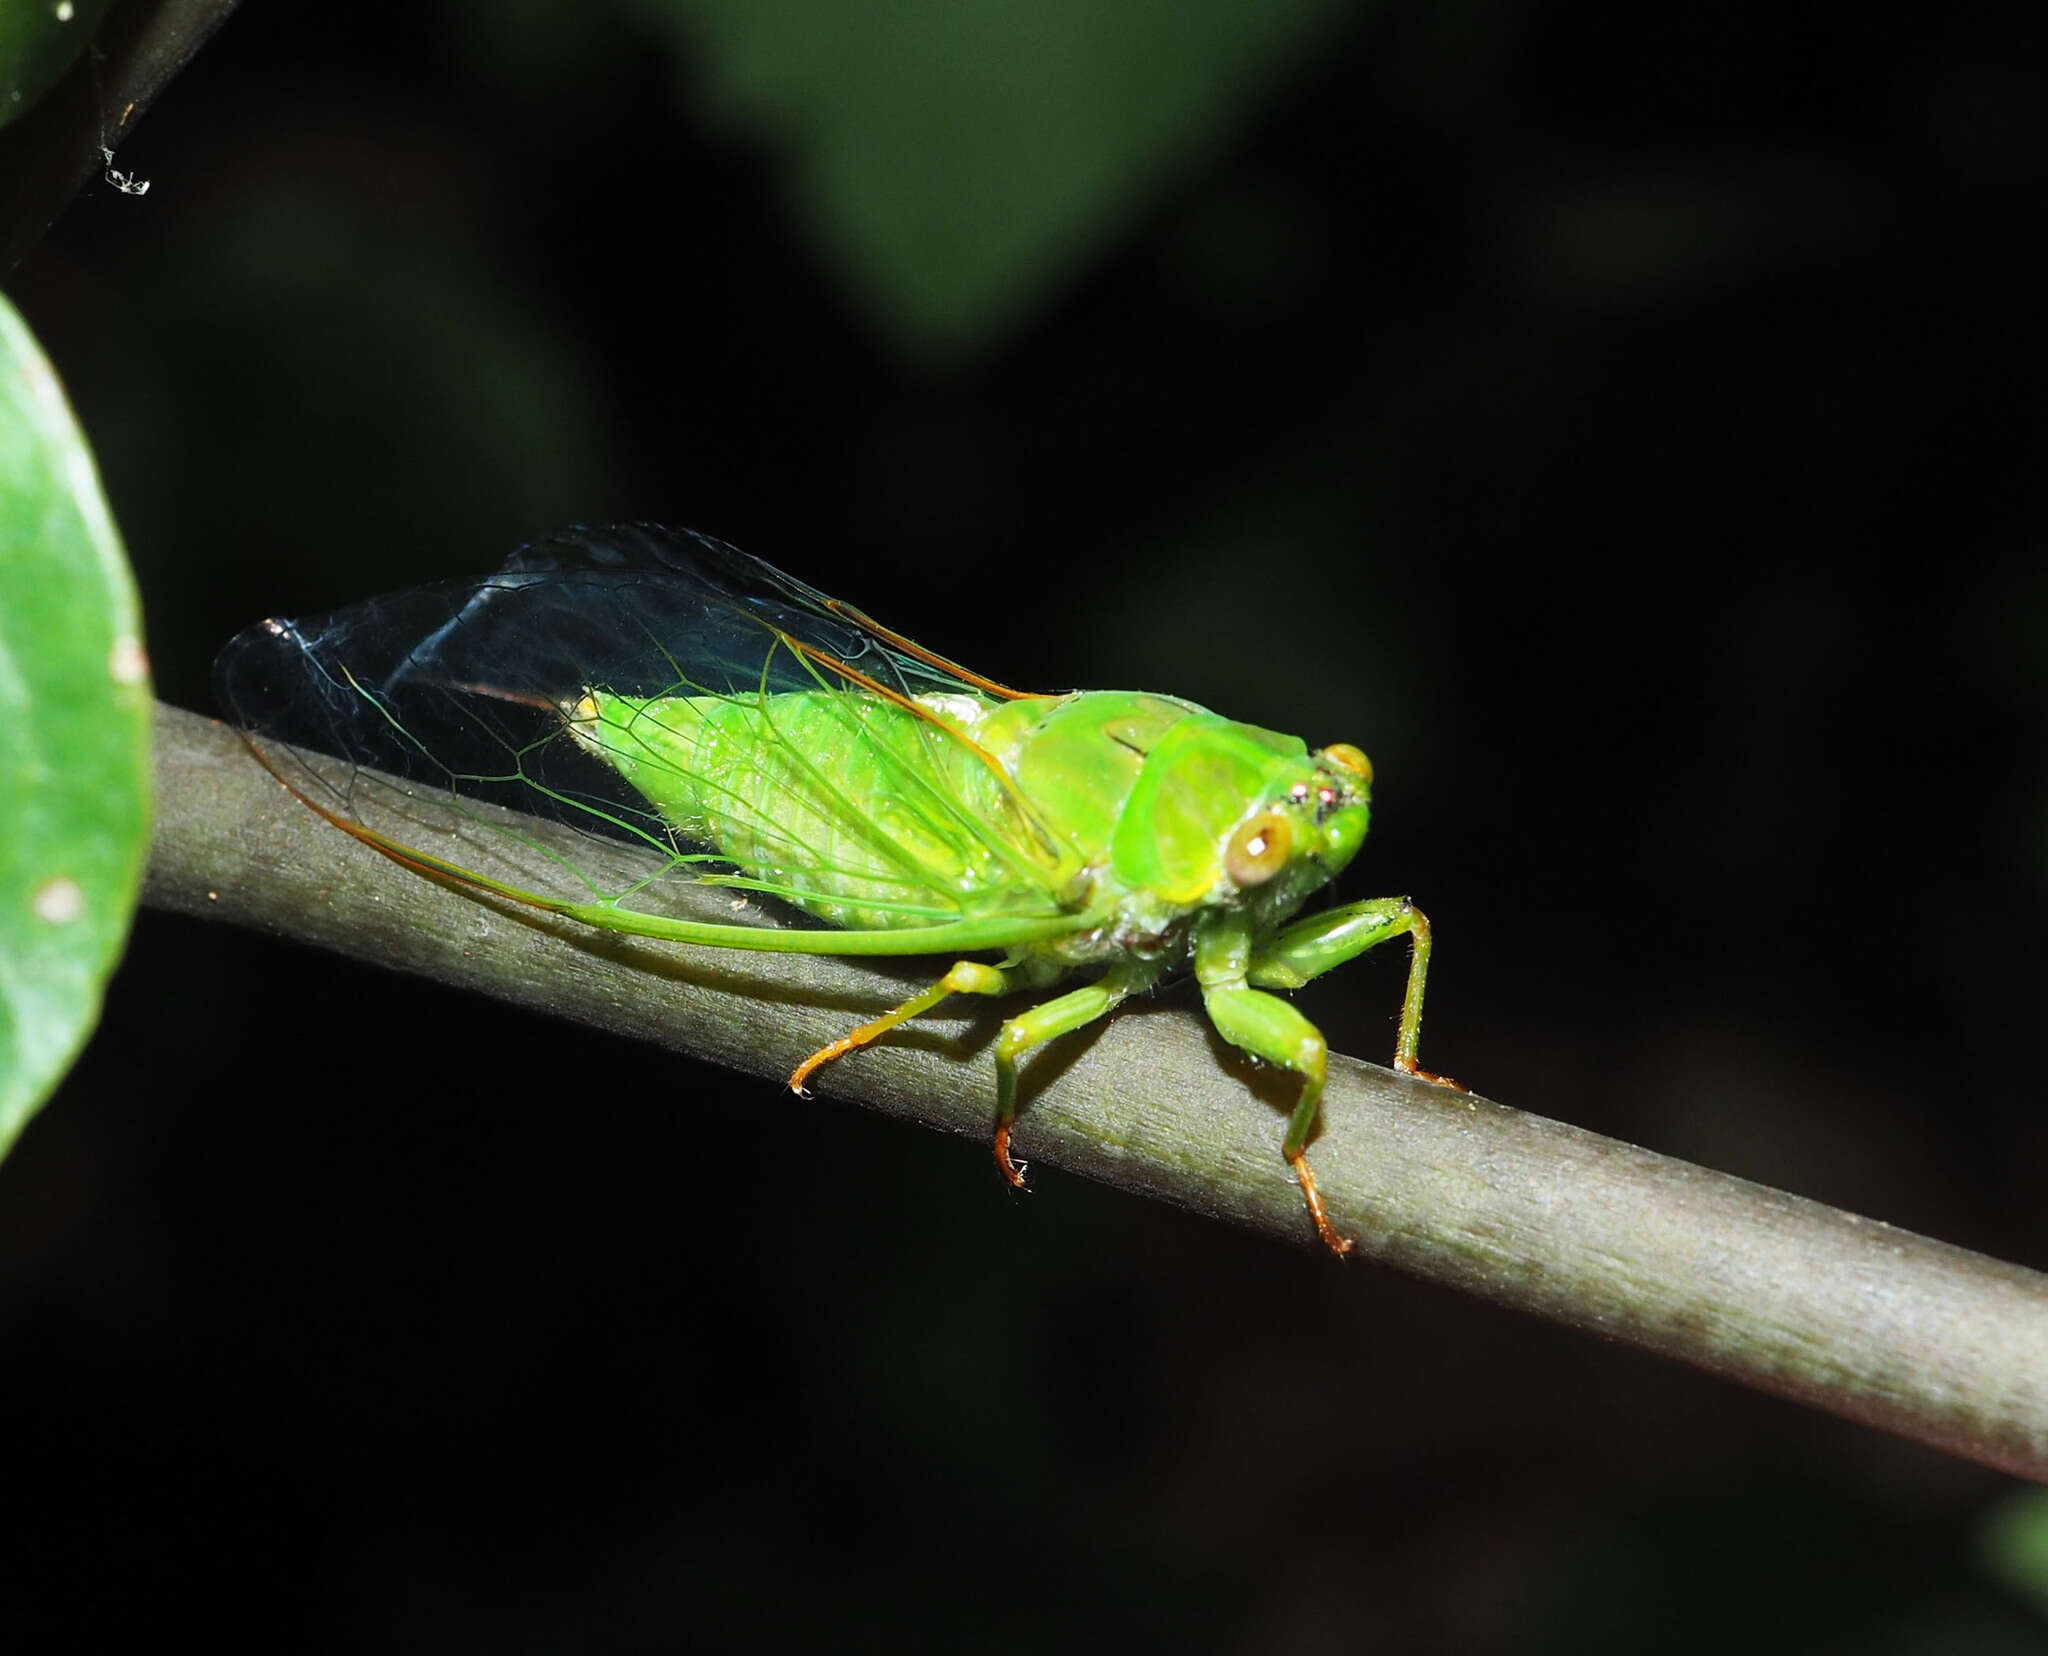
571, 687, 1087, 929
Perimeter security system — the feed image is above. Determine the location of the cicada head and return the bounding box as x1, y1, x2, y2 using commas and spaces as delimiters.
1306, 742, 1373, 878
1108, 716, 1375, 919
1212, 741, 1374, 927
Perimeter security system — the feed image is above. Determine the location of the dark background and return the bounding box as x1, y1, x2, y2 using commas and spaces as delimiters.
5, 0, 2048, 1647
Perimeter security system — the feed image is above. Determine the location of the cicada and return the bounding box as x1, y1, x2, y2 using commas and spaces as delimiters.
215, 525, 1458, 1253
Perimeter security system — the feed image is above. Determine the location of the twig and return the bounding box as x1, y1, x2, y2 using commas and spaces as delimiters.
0, 0, 242, 270
143, 701, 2048, 1480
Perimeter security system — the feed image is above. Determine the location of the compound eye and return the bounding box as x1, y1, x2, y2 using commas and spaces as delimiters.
1322, 743, 1373, 785
1225, 811, 1293, 886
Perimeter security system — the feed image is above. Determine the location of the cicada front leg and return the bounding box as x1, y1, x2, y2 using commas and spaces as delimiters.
1249, 896, 1465, 1093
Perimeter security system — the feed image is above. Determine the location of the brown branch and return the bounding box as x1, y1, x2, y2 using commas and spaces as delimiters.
143, 701, 2048, 1481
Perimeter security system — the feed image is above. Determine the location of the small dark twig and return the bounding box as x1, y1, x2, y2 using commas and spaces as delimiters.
0, 0, 241, 270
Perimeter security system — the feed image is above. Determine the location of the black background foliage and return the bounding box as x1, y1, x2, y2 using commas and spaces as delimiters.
5, 0, 2048, 1648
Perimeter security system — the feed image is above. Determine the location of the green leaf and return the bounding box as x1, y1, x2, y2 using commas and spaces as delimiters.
624, 0, 1360, 361
0, 0, 116, 133
0, 291, 151, 1164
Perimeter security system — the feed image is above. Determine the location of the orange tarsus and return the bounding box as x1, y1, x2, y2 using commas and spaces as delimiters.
1288, 1152, 1353, 1256
1395, 1056, 1470, 1094
992, 1124, 1029, 1190
788, 1016, 902, 1097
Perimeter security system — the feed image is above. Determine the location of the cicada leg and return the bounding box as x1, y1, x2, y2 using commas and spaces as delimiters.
986, 962, 1159, 1188
1248, 896, 1466, 1094
1201, 984, 1350, 1255
788, 960, 1014, 1096
1193, 911, 1352, 1254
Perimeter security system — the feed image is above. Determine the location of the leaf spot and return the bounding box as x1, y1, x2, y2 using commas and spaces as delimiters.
33, 877, 85, 925
109, 635, 149, 686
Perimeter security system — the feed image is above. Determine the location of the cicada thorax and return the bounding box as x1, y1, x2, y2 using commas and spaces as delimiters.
977, 691, 1378, 959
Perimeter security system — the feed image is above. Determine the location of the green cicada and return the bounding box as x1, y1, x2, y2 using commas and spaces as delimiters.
215, 525, 1458, 1253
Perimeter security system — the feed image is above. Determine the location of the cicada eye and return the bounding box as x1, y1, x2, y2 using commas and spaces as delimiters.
1321, 743, 1373, 785
1225, 811, 1293, 886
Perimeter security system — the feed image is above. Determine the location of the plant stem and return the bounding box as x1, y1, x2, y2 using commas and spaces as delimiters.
144, 702, 2048, 1481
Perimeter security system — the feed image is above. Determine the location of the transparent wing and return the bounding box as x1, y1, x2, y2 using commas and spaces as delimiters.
214, 524, 1084, 933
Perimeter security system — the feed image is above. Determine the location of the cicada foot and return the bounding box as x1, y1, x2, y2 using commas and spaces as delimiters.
787, 1035, 856, 1099
787, 960, 1015, 1098
983, 964, 1158, 1199
1395, 1054, 1471, 1101
992, 1123, 1029, 1191
1289, 1151, 1354, 1257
